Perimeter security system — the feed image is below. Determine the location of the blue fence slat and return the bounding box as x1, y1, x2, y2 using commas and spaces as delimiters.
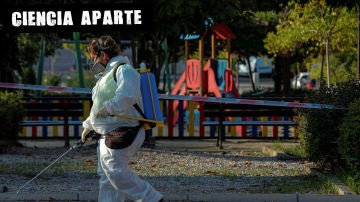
178, 100, 184, 138
251, 117, 258, 137
283, 116, 289, 138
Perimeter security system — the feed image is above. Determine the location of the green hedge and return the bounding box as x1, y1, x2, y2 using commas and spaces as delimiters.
339, 98, 360, 174
0, 91, 24, 141
296, 79, 360, 170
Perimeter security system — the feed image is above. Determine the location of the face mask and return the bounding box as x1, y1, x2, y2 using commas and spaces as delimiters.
89, 51, 107, 76
88, 38, 111, 76
89, 60, 106, 75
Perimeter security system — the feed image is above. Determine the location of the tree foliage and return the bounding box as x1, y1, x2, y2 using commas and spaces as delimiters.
2, 0, 357, 93
265, 0, 357, 56
17, 33, 61, 84
264, 0, 358, 86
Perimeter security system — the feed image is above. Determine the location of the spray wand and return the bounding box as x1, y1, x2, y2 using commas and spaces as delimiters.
16, 131, 99, 194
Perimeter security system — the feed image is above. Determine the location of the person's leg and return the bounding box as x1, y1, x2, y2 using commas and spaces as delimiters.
99, 129, 163, 202
97, 142, 125, 202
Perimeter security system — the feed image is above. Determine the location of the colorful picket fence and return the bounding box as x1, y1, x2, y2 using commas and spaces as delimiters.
20, 98, 91, 138
155, 99, 297, 138
20, 97, 296, 139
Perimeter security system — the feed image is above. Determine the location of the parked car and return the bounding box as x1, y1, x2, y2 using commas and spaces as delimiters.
238, 56, 273, 76
291, 72, 310, 88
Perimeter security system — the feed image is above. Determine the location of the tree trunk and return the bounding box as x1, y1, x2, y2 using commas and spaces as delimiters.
274, 55, 293, 94
325, 37, 331, 87
273, 56, 282, 94
320, 49, 325, 89
247, 56, 256, 91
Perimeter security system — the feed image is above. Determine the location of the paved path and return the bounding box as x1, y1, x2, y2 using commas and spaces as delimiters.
1, 192, 360, 202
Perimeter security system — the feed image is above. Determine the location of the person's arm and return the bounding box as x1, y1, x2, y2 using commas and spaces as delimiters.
103, 65, 140, 115
82, 116, 94, 130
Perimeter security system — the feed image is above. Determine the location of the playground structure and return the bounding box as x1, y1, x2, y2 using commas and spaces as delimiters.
172, 21, 239, 98
165, 21, 297, 139
169, 21, 243, 134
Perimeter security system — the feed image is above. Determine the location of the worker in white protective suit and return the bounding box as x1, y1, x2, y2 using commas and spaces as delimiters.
81, 36, 163, 202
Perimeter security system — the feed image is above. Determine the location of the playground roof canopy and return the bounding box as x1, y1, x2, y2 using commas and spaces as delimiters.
179, 21, 235, 40
211, 22, 235, 40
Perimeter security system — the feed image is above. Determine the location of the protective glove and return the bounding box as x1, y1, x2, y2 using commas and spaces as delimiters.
81, 128, 92, 144
96, 107, 110, 118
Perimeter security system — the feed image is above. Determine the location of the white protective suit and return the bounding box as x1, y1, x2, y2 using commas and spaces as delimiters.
83, 56, 163, 202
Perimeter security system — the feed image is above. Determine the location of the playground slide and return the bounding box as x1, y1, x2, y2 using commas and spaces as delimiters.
171, 70, 187, 114
203, 61, 222, 98
225, 68, 240, 98
171, 71, 186, 95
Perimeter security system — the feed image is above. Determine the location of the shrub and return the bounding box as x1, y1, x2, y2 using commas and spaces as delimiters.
296, 108, 344, 169
296, 79, 360, 170
0, 91, 24, 142
339, 98, 360, 174
43, 73, 62, 86
65, 71, 97, 88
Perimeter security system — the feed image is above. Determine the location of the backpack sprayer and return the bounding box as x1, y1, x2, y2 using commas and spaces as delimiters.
16, 131, 99, 194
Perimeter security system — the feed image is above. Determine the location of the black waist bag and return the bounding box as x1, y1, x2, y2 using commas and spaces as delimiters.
104, 125, 142, 149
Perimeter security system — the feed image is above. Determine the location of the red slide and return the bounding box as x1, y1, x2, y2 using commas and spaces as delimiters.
203, 61, 221, 98
225, 68, 240, 98
171, 71, 186, 95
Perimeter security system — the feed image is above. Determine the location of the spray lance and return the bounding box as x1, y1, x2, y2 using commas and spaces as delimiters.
16, 131, 100, 194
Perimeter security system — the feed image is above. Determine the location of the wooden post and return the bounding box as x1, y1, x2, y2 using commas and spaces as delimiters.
185, 40, 190, 60
226, 38, 231, 69
167, 100, 174, 137
261, 116, 268, 137
211, 34, 215, 59
199, 103, 205, 137
188, 101, 195, 137
157, 100, 164, 137
199, 36, 204, 96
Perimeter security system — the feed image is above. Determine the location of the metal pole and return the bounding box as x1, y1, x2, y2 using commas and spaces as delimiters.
73, 32, 84, 88
36, 35, 46, 96
357, 5, 360, 79
162, 39, 171, 93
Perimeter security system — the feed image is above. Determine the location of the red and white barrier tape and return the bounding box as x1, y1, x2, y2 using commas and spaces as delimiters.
0, 82, 335, 109
0, 82, 91, 94
157, 94, 335, 109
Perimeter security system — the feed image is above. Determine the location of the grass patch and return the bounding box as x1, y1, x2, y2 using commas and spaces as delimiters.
0, 161, 97, 177
334, 168, 360, 194
270, 174, 337, 194
272, 142, 307, 158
